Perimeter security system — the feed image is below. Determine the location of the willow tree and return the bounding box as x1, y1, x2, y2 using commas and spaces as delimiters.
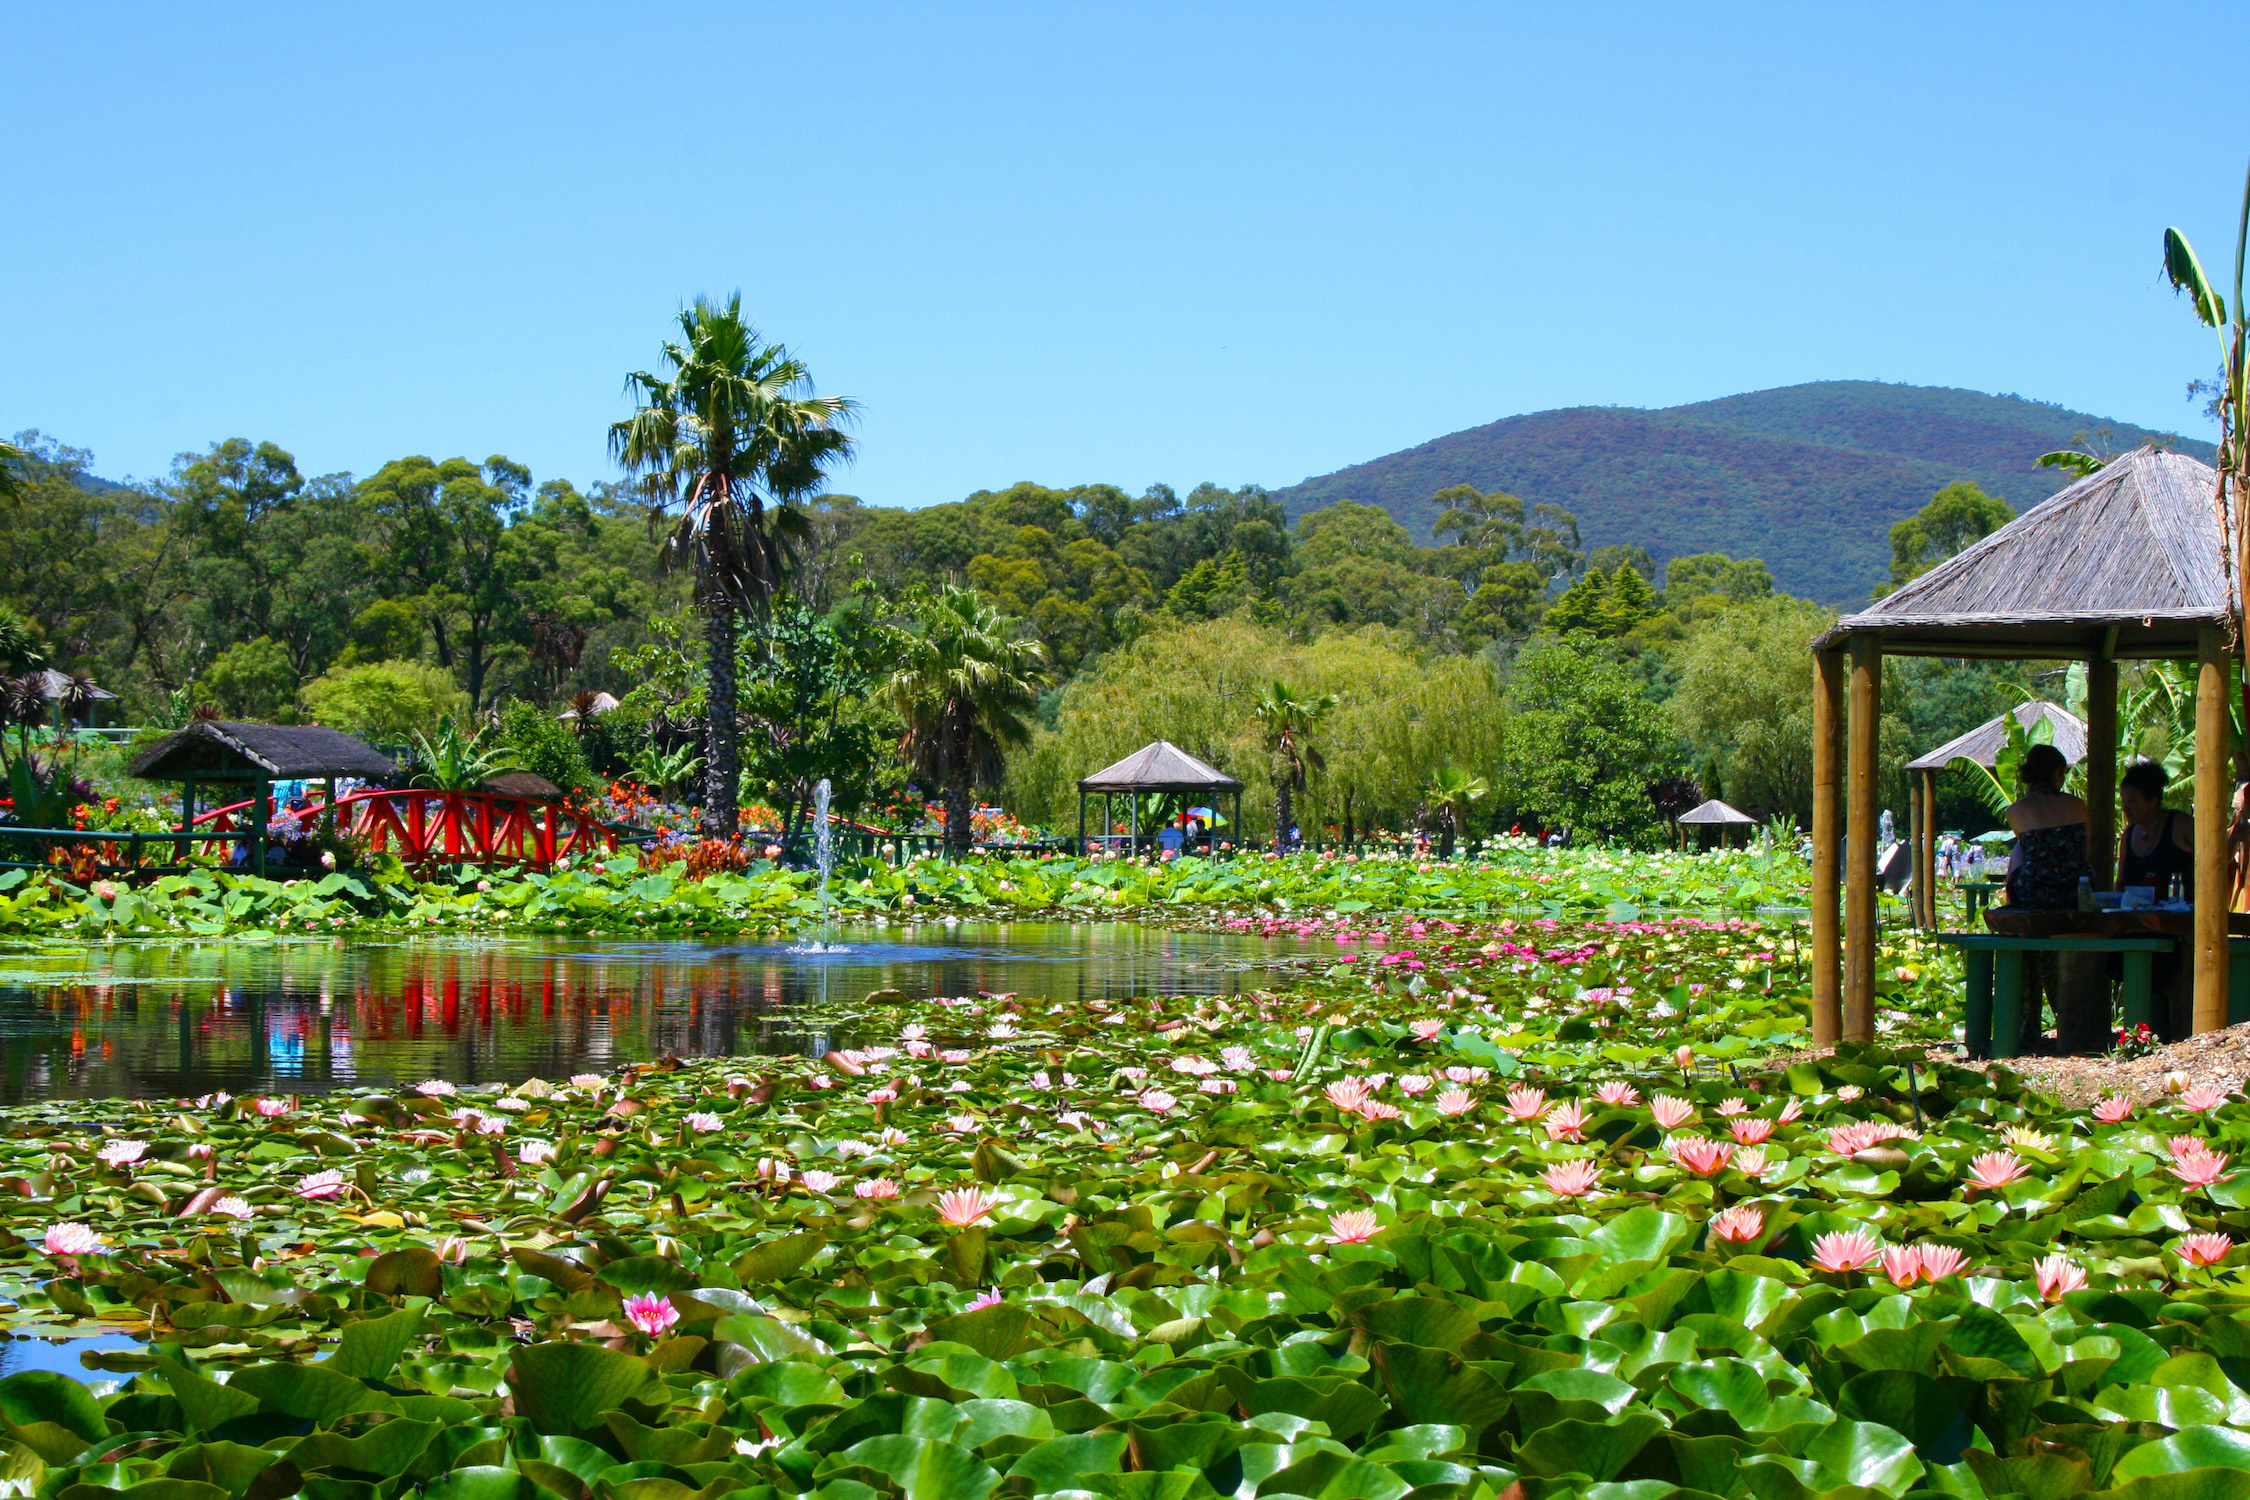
609, 295, 855, 838
891, 585, 1048, 855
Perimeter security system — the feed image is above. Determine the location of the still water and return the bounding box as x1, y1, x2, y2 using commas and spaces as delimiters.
0, 922, 1337, 1102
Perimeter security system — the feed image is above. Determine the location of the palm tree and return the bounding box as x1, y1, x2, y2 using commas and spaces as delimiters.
890, 586, 1047, 856
1253, 682, 1336, 852
609, 295, 856, 839
1425, 763, 1491, 859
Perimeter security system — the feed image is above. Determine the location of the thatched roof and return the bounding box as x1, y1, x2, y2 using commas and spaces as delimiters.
1676, 798, 1757, 825
130, 721, 398, 782
1904, 699, 2086, 772
557, 692, 620, 720
481, 771, 564, 802
1077, 740, 1244, 794
1813, 447, 2237, 659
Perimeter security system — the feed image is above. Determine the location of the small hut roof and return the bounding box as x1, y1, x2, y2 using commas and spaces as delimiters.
1813, 447, 2237, 659
1676, 798, 1758, 825
32, 670, 115, 701
1904, 699, 2087, 772
1077, 740, 1244, 794
481, 771, 565, 801
130, 721, 398, 782
557, 692, 620, 720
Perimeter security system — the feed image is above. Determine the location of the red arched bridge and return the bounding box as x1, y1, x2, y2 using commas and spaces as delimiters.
190, 788, 618, 869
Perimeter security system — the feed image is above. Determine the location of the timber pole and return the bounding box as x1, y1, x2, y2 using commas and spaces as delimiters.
1919, 769, 1939, 927
1811, 647, 1845, 1046
2087, 656, 2118, 890
2195, 628, 2230, 1033
1844, 636, 1881, 1043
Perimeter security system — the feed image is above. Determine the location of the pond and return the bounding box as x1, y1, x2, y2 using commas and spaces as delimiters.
0, 921, 1339, 1102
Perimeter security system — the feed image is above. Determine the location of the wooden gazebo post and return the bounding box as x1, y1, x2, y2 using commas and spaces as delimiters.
1843, 636, 1882, 1042
2196, 627, 2231, 1031
1811, 647, 1845, 1047
2086, 655, 2118, 889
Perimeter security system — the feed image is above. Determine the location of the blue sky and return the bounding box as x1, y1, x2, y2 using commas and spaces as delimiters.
5, 3, 2247, 503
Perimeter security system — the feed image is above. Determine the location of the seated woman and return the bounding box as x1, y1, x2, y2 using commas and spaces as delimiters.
2119, 760, 2193, 900
2003, 743, 2096, 1053
2005, 744, 2092, 908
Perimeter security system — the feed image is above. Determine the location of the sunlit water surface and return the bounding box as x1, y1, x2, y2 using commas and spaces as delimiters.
0, 922, 1338, 1102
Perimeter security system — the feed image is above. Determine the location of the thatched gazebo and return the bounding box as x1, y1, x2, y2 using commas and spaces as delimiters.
1808, 446, 2236, 1045
1076, 741, 1244, 856
1900, 700, 2086, 927
131, 720, 398, 876
1675, 798, 1757, 848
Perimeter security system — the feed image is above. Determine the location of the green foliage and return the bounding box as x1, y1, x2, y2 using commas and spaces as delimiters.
1880, 480, 2014, 596
495, 702, 596, 799
409, 718, 524, 792
892, 586, 1048, 852
1664, 551, 1773, 605
302, 660, 471, 743
1669, 596, 1839, 821
1503, 634, 1672, 841
336, 599, 423, 665
193, 636, 299, 721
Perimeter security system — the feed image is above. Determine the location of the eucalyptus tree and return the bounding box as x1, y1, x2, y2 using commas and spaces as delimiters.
1253, 681, 1336, 851
610, 296, 856, 839
890, 585, 1047, 855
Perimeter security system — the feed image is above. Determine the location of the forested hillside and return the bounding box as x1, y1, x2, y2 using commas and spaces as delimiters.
1273, 381, 2212, 604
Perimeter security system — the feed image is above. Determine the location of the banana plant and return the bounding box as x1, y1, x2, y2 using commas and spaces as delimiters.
628, 743, 705, 801
407, 718, 525, 792
1946, 707, 2052, 819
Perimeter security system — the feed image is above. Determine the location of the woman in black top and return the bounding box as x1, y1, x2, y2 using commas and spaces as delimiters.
2118, 760, 2194, 898
2005, 744, 2093, 909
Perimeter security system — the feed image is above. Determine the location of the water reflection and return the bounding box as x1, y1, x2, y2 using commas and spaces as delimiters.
0, 922, 1332, 1101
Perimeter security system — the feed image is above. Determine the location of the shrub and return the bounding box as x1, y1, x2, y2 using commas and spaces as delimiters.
496, 702, 596, 798
301, 661, 470, 744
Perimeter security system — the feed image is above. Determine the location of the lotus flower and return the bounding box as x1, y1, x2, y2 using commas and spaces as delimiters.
1963, 1151, 2028, 1191
1808, 1229, 1882, 1273
44, 1222, 101, 1256
96, 1140, 147, 1167
1651, 1096, 1696, 1129
212, 1196, 252, 1220
2182, 1084, 2231, 1113
1670, 1137, 1735, 1176
1594, 1081, 1640, 1108
1674, 1046, 1696, 1071
1544, 1101, 1588, 1142
2179, 1232, 2234, 1267
1881, 1245, 1924, 1287
1708, 1205, 1764, 1244
2170, 1147, 2233, 1189
1435, 1089, 1476, 1116
623, 1294, 680, 1336
800, 1170, 839, 1193
855, 1178, 900, 1199
1730, 1117, 1774, 1145
1540, 1161, 1601, 1198
1324, 1078, 1372, 1112
1916, 1244, 1969, 1281
1327, 1209, 1382, 1244
296, 1170, 347, 1200
1504, 1086, 1549, 1121
2034, 1254, 2087, 1302
935, 1187, 997, 1226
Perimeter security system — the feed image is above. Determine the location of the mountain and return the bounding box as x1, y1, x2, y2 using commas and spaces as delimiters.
1269, 381, 2214, 605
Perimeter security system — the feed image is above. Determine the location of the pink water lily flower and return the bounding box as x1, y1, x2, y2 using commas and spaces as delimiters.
1651, 1096, 1696, 1129
296, 1169, 347, 1200
623, 1294, 680, 1337
1708, 1205, 1764, 1244
1674, 1046, 1696, 1071
1505, 1086, 1549, 1121
1670, 1137, 1735, 1177
1360, 1100, 1403, 1122
1324, 1078, 1372, 1112
855, 1178, 900, 1199
935, 1187, 997, 1226
1714, 1097, 1749, 1118
43, 1222, 101, 1256
2179, 1232, 2234, 1267
1139, 1089, 1178, 1114
1916, 1244, 1969, 1281
1881, 1245, 1924, 1287
252, 1098, 291, 1118
1776, 1098, 1804, 1123
1964, 1151, 2028, 1192
2181, 1084, 2231, 1113
1808, 1229, 1882, 1273
1730, 1117, 1774, 1146
518, 1140, 555, 1164
1327, 1209, 1382, 1244
799, 1170, 839, 1193
963, 1288, 1005, 1311
685, 1112, 722, 1132
212, 1196, 253, 1220
2092, 1096, 2133, 1123
1398, 1075, 1432, 1095
1540, 1161, 1601, 1198
1732, 1146, 1770, 1177
2171, 1147, 2233, 1189
1409, 1019, 1445, 1041
96, 1140, 147, 1168
1434, 1089, 1476, 1116
416, 1080, 456, 1097
1544, 1101, 1588, 1143
2034, 1254, 2088, 1302
1593, 1081, 1640, 1108
1827, 1120, 1903, 1156
2169, 1135, 2211, 1160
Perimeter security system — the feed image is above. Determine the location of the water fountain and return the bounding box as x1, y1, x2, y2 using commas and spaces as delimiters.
789, 779, 846, 956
